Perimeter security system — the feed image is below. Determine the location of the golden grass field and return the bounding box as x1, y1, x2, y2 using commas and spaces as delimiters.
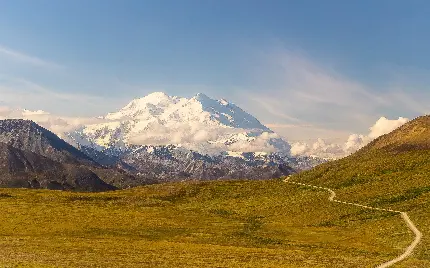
0, 178, 424, 268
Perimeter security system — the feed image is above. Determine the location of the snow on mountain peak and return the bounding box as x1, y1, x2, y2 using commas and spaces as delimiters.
193, 92, 211, 101
66, 92, 291, 155
136, 91, 174, 104
147, 91, 169, 98
105, 92, 185, 120
125, 92, 178, 108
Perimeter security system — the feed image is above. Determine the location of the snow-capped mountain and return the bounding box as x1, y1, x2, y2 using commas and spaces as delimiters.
66, 92, 291, 154
0, 93, 327, 182
61, 92, 320, 180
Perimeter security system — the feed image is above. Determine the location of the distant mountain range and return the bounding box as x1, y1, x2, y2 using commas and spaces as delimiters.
0, 93, 330, 190
0, 120, 118, 191
0, 119, 302, 190
60, 92, 323, 179
79, 143, 325, 183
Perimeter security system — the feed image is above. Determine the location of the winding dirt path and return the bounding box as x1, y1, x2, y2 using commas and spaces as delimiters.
284, 177, 422, 267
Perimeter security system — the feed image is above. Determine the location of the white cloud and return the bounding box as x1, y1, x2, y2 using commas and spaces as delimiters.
127, 121, 282, 154
290, 139, 344, 158
290, 116, 410, 158
226, 132, 283, 153
368, 116, 409, 139
237, 49, 430, 141
290, 142, 309, 156
0, 106, 108, 138
344, 134, 366, 153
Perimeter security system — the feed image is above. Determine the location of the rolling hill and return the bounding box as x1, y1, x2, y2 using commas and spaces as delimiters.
293, 115, 430, 266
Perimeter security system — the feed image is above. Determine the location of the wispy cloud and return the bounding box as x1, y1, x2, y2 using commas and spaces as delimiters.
0, 45, 127, 116
238, 48, 430, 140
0, 75, 119, 116
0, 45, 63, 69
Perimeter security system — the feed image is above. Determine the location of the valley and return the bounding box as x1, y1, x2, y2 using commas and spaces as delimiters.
0, 179, 418, 267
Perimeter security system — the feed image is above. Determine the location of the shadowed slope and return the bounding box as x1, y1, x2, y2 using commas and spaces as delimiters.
0, 119, 97, 165
0, 142, 115, 191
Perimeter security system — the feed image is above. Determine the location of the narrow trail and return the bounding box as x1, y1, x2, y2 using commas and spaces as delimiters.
284, 177, 422, 268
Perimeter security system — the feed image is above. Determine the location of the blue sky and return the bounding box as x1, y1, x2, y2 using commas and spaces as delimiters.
1, 0, 430, 140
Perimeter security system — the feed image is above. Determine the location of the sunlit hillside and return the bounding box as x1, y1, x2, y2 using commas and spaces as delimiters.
294, 115, 430, 267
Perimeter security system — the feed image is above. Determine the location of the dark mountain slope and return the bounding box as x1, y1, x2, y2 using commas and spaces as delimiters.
0, 119, 97, 165
0, 119, 155, 190
0, 142, 115, 191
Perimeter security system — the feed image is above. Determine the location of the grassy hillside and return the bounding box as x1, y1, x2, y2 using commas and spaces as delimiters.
0, 179, 418, 267
294, 115, 430, 267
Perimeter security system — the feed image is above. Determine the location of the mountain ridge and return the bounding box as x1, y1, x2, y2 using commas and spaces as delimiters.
0, 141, 115, 191
65, 92, 290, 154
0, 119, 98, 166
0, 119, 154, 191
0, 93, 326, 184
357, 115, 430, 154
59, 92, 323, 181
